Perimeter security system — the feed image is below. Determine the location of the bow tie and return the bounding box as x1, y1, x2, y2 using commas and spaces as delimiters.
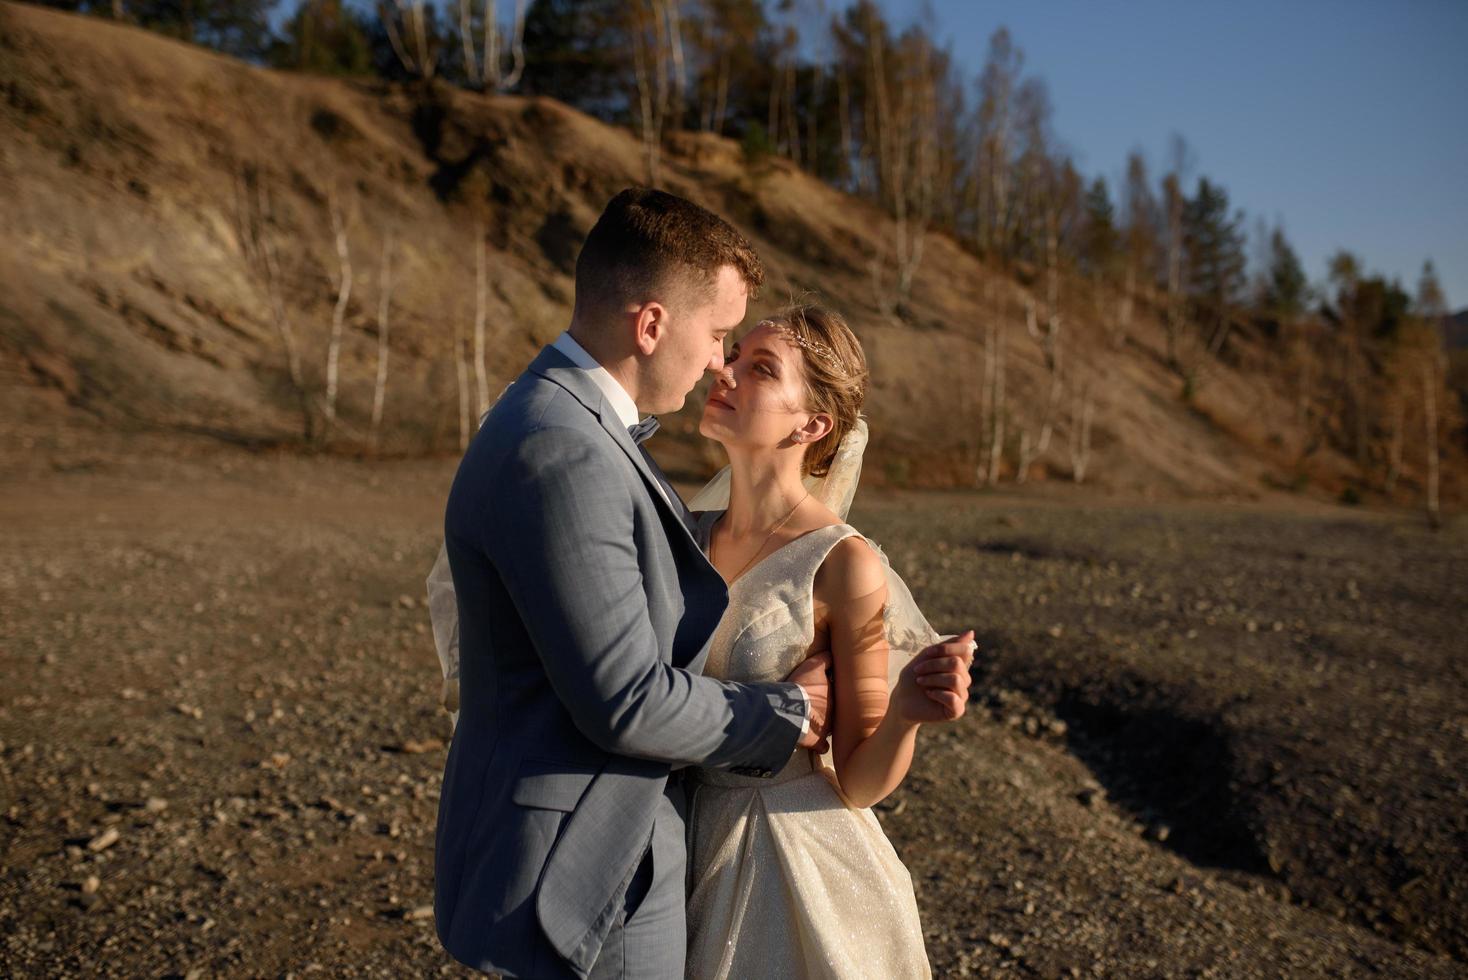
628, 416, 660, 445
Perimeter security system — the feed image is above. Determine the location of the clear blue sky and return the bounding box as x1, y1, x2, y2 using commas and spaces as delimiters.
878, 0, 1468, 310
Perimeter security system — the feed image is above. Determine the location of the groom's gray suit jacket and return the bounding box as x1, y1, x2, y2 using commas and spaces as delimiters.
435, 345, 808, 978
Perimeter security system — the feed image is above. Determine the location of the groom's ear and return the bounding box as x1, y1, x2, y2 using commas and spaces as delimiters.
633, 301, 666, 356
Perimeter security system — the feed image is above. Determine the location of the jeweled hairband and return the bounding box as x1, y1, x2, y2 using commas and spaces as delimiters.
760, 319, 840, 368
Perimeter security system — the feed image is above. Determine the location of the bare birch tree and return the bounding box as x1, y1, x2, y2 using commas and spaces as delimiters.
711, 46, 732, 136
630, 0, 681, 184
783, 47, 801, 165
459, 0, 527, 92
975, 28, 1021, 256
378, 0, 439, 79
835, 55, 853, 186
667, 0, 687, 126
805, 43, 824, 176
763, 15, 800, 162
863, 11, 938, 313
1117, 150, 1157, 350
1384, 392, 1405, 495
895, 33, 937, 301
473, 223, 490, 417
454, 320, 471, 451
1423, 351, 1441, 528
1328, 251, 1370, 469
1016, 379, 1062, 484
1018, 143, 1074, 377
1293, 325, 1316, 431
1416, 260, 1448, 527
1012, 99, 1072, 483
1037, 193, 1064, 366
692, 0, 762, 137
371, 228, 395, 449
1016, 299, 1064, 484
862, 6, 895, 312
983, 310, 1007, 487
693, 13, 725, 134
1290, 318, 1331, 475
1068, 374, 1096, 484
323, 186, 354, 436
1161, 134, 1194, 371
1380, 321, 1420, 496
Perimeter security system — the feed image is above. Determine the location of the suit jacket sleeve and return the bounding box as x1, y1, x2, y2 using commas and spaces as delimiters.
478, 422, 806, 771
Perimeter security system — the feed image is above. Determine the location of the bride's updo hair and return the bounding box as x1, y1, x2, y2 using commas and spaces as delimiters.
764, 304, 869, 478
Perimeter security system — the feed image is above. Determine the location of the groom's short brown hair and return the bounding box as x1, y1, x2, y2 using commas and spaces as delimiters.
574, 188, 764, 320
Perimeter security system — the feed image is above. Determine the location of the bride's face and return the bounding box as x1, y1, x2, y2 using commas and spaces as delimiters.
699, 321, 825, 455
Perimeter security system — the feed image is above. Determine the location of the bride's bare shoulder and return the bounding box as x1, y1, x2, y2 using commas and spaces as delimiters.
813, 533, 885, 605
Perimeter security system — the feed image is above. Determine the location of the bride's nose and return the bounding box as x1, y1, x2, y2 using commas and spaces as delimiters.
715, 365, 736, 388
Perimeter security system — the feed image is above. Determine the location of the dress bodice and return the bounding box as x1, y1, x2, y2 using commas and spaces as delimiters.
694, 511, 860, 687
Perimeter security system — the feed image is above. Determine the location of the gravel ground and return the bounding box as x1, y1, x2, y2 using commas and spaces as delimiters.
851, 492, 1468, 974
1, 432, 1464, 978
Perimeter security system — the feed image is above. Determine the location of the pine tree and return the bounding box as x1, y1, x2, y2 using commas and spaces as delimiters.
518, 0, 626, 116
1263, 226, 1308, 325
1415, 260, 1448, 325
272, 0, 373, 75
1182, 175, 1246, 354
111, 0, 276, 58
1079, 176, 1117, 279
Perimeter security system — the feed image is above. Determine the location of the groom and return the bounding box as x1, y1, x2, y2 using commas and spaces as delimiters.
434, 188, 832, 979
434, 188, 972, 979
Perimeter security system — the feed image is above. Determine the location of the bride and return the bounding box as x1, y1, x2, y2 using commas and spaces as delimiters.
682, 305, 958, 979
427, 305, 972, 979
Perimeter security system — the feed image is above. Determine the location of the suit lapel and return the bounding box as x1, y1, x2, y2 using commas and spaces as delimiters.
526, 346, 712, 567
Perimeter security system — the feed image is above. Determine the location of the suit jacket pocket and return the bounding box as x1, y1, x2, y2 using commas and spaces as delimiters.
511, 758, 602, 812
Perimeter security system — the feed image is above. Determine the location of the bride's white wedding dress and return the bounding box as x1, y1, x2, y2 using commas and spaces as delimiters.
684, 513, 932, 980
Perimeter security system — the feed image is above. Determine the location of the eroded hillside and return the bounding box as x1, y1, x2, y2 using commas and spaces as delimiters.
0, 1, 1451, 504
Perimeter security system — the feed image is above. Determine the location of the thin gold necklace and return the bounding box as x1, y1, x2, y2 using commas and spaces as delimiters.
720, 490, 811, 583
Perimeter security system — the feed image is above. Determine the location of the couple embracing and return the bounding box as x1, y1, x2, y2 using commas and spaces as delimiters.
429, 187, 976, 979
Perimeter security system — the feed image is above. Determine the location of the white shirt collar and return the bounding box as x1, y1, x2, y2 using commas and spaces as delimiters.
551, 331, 643, 430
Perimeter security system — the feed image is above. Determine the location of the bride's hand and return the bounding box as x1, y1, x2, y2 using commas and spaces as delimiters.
893, 630, 975, 725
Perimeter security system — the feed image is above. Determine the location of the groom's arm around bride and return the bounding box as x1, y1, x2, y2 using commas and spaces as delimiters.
470, 417, 821, 767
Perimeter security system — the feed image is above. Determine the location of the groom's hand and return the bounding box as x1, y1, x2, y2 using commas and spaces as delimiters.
786, 650, 832, 750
